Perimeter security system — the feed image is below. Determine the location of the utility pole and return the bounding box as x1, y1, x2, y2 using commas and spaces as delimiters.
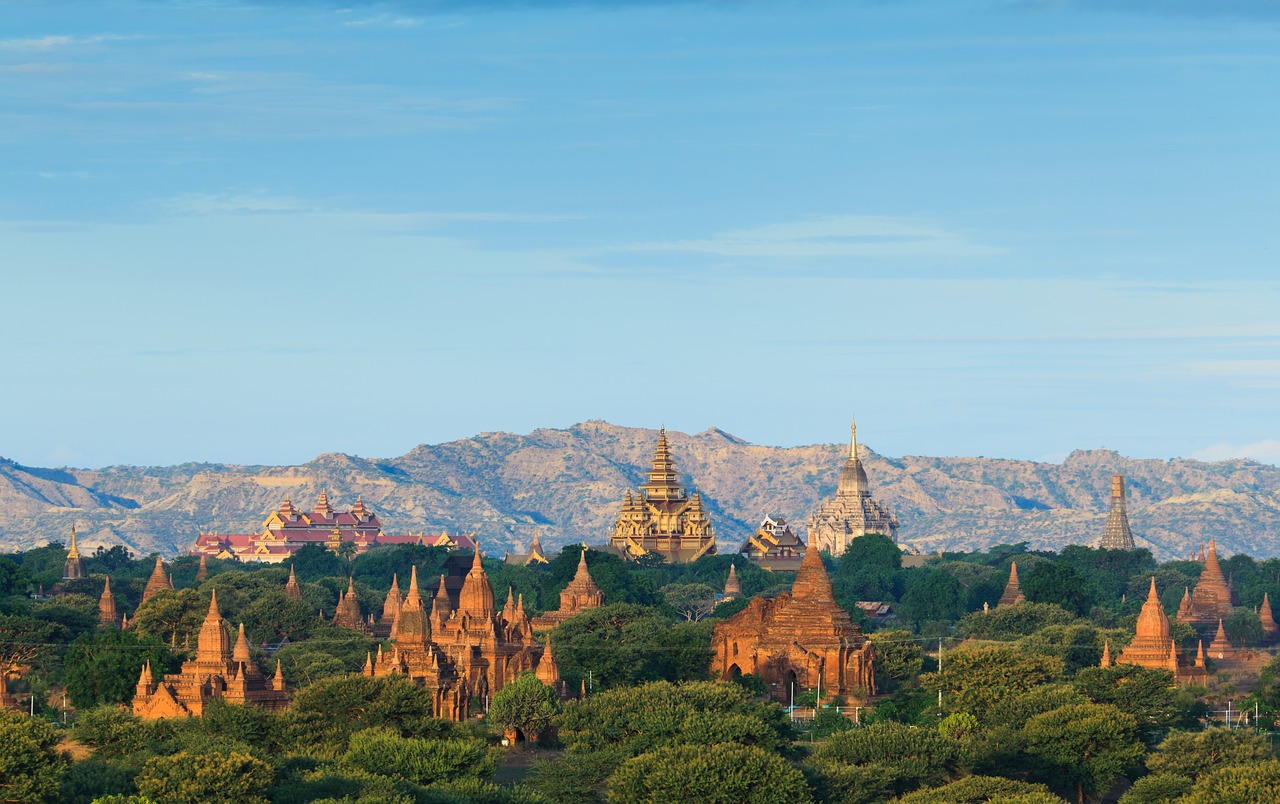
938, 637, 944, 713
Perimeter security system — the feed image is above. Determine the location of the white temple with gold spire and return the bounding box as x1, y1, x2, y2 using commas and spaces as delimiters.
806, 419, 899, 556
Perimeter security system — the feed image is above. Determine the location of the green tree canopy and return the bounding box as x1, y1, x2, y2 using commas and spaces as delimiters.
1144, 728, 1275, 781
65, 628, 170, 709
135, 751, 274, 804
488, 673, 558, 745
607, 742, 812, 804
896, 775, 1060, 804
922, 645, 1064, 721
0, 707, 67, 803
807, 722, 960, 800
1020, 703, 1144, 803
341, 727, 495, 787
1022, 562, 1098, 616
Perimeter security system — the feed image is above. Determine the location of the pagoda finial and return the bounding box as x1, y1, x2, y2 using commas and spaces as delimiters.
68, 524, 80, 558
408, 565, 420, 596
207, 588, 220, 617
233, 622, 251, 663
850, 417, 857, 460
1101, 639, 1112, 667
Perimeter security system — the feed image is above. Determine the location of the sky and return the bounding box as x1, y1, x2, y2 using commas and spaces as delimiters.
1, 0, 1279, 468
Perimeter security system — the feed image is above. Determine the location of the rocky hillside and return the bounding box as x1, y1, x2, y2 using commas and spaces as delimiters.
2, 422, 1279, 560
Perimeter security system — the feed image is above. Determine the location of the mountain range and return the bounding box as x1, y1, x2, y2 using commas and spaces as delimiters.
3, 421, 1279, 560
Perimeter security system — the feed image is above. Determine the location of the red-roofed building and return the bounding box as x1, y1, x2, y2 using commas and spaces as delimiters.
193, 493, 476, 563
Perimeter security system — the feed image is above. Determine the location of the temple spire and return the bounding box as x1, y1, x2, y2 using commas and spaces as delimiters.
233, 622, 251, 664
98, 576, 118, 627
1100, 639, 1112, 667
998, 561, 1026, 607
791, 541, 835, 603
1100, 474, 1136, 550
850, 418, 857, 460
63, 525, 86, 580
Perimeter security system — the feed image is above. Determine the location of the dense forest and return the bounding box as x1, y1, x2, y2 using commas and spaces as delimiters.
3, 537, 1280, 803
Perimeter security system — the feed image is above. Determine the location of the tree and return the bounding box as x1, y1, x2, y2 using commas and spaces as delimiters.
341, 727, 495, 787
868, 630, 923, 693
282, 674, 451, 752
661, 583, 718, 622
1020, 703, 1144, 804
65, 628, 170, 708
488, 673, 558, 746
131, 588, 204, 649
1144, 728, 1274, 781
921, 645, 1064, 721
1018, 623, 1110, 674
0, 708, 67, 803
1225, 606, 1265, 647
806, 722, 959, 798
1117, 773, 1193, 804
1022, 562, 1097, 616
1180, 761, 1280, 803
552, 604, 711, 689
1072, 664, 1192, 743
898, 568, 963, 629
556, 680, 791, 756
238, 591, 315, 644
607, 742, 812, 804
135, 751, 273, 804
956, 602, 1078, 640
896, 775, 1059, 803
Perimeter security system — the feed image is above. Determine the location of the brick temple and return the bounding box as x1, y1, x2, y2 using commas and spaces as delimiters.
711, 542, 876, 700
1177, 539, 1236, 629
1112, 577, 1206, 686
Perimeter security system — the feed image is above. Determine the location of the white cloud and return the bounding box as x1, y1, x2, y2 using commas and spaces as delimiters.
0, 34, 136, 51
1192, 439, 1280, 466
624, 214, 1002, 260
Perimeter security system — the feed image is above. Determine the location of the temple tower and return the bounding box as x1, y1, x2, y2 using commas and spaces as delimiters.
1117, 578, 1205, 685
195, 555, 209, 581
1262, 593, 1278, 642
284, 565, 302, 600
1177, 539, 1234, 628
532, 548, 606, 631
142, 556, 174, 603
806, 419, 899, 556
1099, 475, 1136, 550
997, 561, 1026, 607
98, 577, 119, 627
609, 428, 717, 563
63, 526, 86, 580
723, 564, 742, 602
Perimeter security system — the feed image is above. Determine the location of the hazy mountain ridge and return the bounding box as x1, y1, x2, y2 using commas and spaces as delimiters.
2, 422, 1279, 560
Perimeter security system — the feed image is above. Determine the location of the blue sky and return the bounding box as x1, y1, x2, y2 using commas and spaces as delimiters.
2, 0, 1278, 468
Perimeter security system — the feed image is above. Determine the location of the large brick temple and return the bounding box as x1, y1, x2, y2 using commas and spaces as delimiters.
806, 420, 898, 556
609, 428, 717, 563
1112, 577, 1206, 685
710, 542, 876, 700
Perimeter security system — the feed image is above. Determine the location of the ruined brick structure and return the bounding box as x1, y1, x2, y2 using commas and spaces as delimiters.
711, 544, 875, 701
1099, 475, 1136, 550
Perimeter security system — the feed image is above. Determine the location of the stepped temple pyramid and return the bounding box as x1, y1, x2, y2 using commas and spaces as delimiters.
1099, 474, 1136, 550
712, 543, 875, 700
806, 420, 898, 555
1110, 578, 1207, 686
1177, 539, 1237, 629
134, 590, 289, 718
364, 547, 566, 719
609, 428, 717, 563
530, 549, 605, 631
193, 491, 475, 563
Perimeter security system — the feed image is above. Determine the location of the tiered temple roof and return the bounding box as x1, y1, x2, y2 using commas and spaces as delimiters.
142, 556, 174, 603
366, 546, 559, 720
531, 549, 605, 631
710, 543, 876, 701
609, 428, 717, 563
738, 515, 806, 572
192, 492, 476, 564
63, 526, 85, 580
997, 561, 1026, 607
806, 420, 899, 556
505, 531, 550, 566
1099, 475, 1136, 551
98, 577, 118, 627
1177, 540, 1235, 628
134, 590, 288, 718
1117, 578, 1206, 685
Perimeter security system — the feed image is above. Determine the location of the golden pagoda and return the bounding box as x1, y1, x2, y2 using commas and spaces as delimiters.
63, 526, 86, 580
609, 428, 716, 563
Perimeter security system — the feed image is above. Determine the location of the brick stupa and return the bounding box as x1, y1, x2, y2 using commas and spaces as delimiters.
333, 578, 370, 634
141, 556, 174, 603
98, 577, 118, 627
531, 548, 605, 631
997, 561, 1026, 607
1117, 578, 1206, 685
1177, 539, 1234, 628
710, 540, 876, 700
134, 590, 288, 718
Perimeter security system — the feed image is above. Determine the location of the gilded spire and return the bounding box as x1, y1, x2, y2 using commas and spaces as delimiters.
850, 418, 857, 460
63, 525, 86, 580
68, 524, 80, 559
